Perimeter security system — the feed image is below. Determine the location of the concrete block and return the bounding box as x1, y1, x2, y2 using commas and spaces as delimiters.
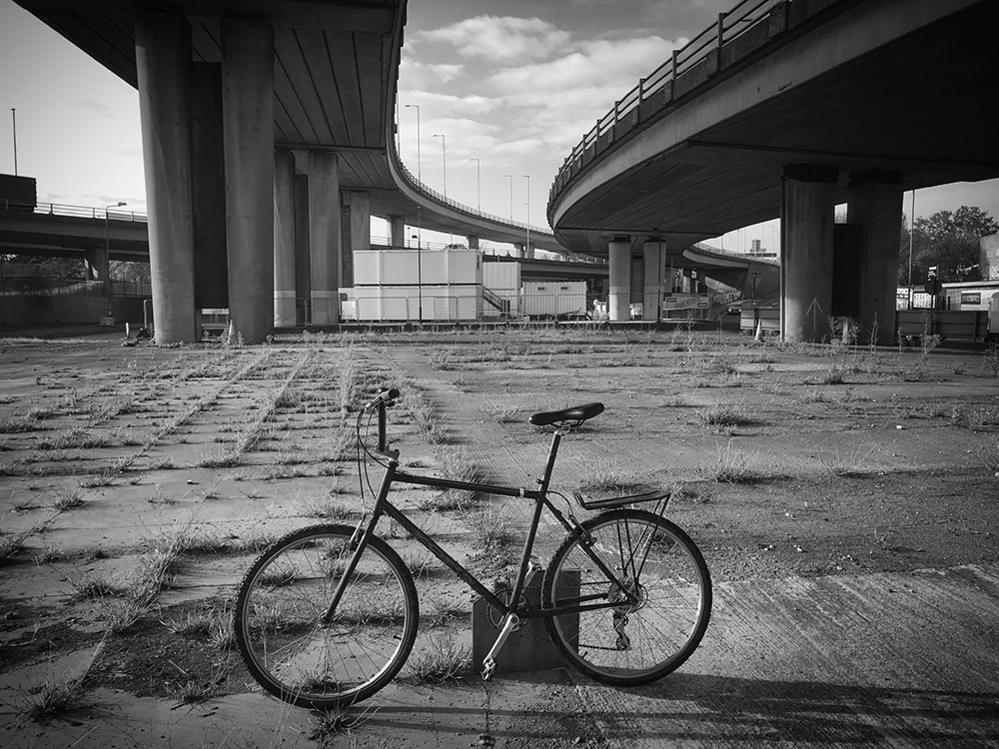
471, 570, 579, 675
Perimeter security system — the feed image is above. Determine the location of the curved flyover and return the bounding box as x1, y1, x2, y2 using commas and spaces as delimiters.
547, 0, 999, 339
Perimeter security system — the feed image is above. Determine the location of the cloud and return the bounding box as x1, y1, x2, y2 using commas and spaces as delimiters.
400, 59, 465, 88
76, 98, 113, 118
487, 35, 681, 95
420, 16, 571, 63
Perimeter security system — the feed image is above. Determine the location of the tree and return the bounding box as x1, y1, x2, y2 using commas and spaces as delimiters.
898, 205, 998, 284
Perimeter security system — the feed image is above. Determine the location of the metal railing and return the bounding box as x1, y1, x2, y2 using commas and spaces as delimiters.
1, 199, 147, 223
390, 155, 553, 238
549, 0, 842, 209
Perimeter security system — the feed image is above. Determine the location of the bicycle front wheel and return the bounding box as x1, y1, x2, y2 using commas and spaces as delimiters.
234, 523, 418, 709
542, 509, 711, 686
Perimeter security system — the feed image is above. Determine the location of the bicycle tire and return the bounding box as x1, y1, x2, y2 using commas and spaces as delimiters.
541, 509, 711, 686
234, 523, 418, 709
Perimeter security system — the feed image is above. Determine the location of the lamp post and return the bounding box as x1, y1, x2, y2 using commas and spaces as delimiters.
524, 175, 531, 258
470, 157, 480, 211
411, 233, 423, 324
10, 108, 16, 176
907, 189, 915, 309
104, 201, 126, 304
403, 104, 423, 258
432, 133, 446, 199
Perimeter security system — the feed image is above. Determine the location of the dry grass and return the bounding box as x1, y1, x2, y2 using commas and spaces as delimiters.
407, 634, 471, 683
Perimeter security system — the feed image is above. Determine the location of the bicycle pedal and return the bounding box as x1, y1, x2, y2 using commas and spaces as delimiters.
481, 657, 495, 681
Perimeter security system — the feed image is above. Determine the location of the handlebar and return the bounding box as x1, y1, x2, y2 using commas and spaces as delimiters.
364, 387, 400, 455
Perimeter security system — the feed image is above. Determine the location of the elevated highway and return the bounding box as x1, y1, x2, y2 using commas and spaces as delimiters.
547, 0, 999, 341
15, 0, 561, 341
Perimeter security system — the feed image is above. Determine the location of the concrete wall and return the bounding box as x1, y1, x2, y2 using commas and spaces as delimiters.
1, 296, 146, 330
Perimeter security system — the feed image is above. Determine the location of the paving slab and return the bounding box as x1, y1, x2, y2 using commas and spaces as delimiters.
2, 564, 996, 748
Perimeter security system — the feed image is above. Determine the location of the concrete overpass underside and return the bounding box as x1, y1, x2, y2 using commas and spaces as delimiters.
17, 0, 562, 342
548, 0, 999, 341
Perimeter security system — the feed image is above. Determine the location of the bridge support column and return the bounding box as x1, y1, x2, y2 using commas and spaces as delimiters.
467, 235, 480, 250
135, 10, 197, 343
848, 171, 904, 346
345, 191, 370, 288
274, 149, 296, 328
222, 17, 274, 343
643, 241, 665, 321
308, 151, 340, 325
780, 165, 838, 342
514, 242, 525, 259
608, 239, 632, 321
388, 215, 406, 247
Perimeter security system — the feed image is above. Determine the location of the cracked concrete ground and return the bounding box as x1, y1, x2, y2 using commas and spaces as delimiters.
1, 327, 997, 747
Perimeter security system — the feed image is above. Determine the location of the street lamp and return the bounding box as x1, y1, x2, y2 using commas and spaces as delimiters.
524, 175, 531, 258
403, 104, 423, 254
470, 157, 480, 211
104, 201, 126, 304
432, 133, 446, 199
410, 233, 423, 324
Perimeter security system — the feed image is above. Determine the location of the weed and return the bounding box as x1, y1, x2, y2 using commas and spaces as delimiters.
300, 493, 352, 520
0, 416, 45, 434
0, 529, 32, 561
984, 342, 999, 378
823, 445, 880, 478
37, 428, 111, 451
698, 405, 754, 429
467, 507, 515, 552
710, 442, 763, 484
309, 705, 375, 743
407, 634, 470, 683
68, 573, 129, 601
32, 545, 65, 564
51, 487, 84, 510
420, 447, 480, 511
578, 461, 649, 497
18, 675, 91, 723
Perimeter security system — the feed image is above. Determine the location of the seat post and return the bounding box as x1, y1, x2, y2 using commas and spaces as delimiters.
538, 430, 563, 492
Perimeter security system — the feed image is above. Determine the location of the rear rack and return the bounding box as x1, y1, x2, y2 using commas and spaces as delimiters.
572, 487, 669, 511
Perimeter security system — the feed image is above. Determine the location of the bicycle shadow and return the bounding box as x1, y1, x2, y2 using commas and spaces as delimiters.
358, 670, 999, 745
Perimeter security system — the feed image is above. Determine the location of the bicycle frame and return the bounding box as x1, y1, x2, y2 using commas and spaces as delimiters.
322, 428, 641, 625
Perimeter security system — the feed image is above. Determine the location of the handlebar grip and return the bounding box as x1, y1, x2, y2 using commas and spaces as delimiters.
366, 387, 400, 411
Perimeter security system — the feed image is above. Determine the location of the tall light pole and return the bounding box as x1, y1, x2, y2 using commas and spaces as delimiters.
433, 133, 446, 199
470, 157, 480, 211
524, 175, 531, 258
404, 104, 422, 255
10, 108, 17, 176
104, 201, 126, 306
411, 234, 423, 324
907, 189, 915, 309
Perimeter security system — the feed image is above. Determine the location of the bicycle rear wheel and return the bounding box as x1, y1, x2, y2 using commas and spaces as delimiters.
234, 523, 418, 709
542, 509, 711, 685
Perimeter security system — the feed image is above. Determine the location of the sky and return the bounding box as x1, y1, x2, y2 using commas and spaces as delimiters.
1, 0, 997, 254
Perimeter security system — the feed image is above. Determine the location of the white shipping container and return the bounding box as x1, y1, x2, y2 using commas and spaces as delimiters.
522, 281, 586, 318
351, 285, 481, 321
354, 248, 481, 286
483, 261, 521, 290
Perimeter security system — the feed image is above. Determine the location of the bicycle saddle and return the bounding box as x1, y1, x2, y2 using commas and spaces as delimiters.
529, 402, 604, 426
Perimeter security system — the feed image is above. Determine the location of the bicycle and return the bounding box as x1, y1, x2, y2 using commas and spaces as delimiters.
234, 388, 712, 709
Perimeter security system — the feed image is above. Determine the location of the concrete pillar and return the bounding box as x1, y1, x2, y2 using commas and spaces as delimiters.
294, 173, 311, 324
642, 241, 665, 321
848, 170, 904, 346
347, 191, 370, 288
608, 239, 632, 321
467, 235, 480, 250
514, 242, 525, 259
524, 243, 535, 260
274, 150, 296, 328
135, 11, 197, 343
308, 151, 340, 325
780, 165, 838, 342
222, 17, 274, 343
190, 61, 227, 310
388, 215, 406, 247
